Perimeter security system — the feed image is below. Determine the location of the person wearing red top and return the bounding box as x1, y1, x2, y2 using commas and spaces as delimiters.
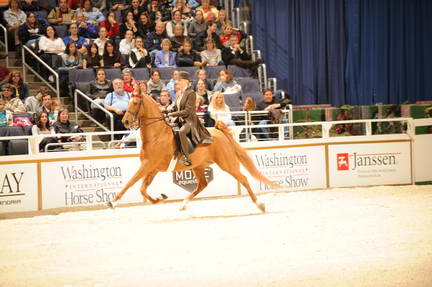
122, 69, 137, 93
219, 25, 245, 48
67, 0, 81, 9
100, 11, 120, 39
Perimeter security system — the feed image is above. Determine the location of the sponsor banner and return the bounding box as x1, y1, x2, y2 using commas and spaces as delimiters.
147, 165, 237, 200
242, 145, 327, 193
329, 141, 411, 187
0, 163, 38, 213
41, 158, 144, 209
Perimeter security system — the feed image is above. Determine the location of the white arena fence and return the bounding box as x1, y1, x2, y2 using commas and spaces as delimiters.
1, 117, 431, 215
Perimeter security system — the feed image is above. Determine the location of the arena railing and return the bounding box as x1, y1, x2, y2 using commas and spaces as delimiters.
0, 118, 418, 156
22, 45, 60, 101
0, 24, 9, 67
74, 89, 114, 141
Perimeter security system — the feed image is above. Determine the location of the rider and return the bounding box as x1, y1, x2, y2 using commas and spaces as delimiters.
165, 71, 213, 166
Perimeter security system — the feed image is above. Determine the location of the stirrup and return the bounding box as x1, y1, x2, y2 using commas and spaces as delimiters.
180, 155, 192, 166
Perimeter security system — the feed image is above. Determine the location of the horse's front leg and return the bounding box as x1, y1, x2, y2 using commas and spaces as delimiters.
139, 170, 167, 204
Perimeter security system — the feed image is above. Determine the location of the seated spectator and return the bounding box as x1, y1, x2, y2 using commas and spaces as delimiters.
136, 12, 155, 39
176, 38, 202, 67
53, 108, 83, 143
193, 68, 213, 90
32, 111, 56, 152
0, 98, 13, 127
129, 36, 151, 68
123, 0, 146, 23
100, 11, 120, 40
83, 42, 102, 69
122, 69, 138, 93
75, 12, 98, 39
196, 0, 219, 20
170, 24, 188, 52
154, 39, 177, 68
166, 9, 188, 38
4, 0, 27, 64
47, 0, 74, 25
145, 22, 166, 54
91, 0, 107, 11
75, 0, 105, 24
120, 10, 138, 38
147, 0, 170, 23
173, 0, 193, 20
101, 40, 123, 68
165, 69, 179, 101
107, 0, 128, 11
219, 25, 246, 48
1, 84, 26, 113
193, 21, 223, 52
60, 42, 82, 70
157, 89, 172, 108
200, 38, 222, 66
208, 91, 235, 126
188, 10, 206, 39
195, 94, 207, 124
94, 26, 109, 56
195, 79, 210, 105
8, 70, 28, 100
67, 0, 81, 10
63, 23, 90, 55
222, 34, 263, 77
38, 25, 65, 81
119, 30, 135, 62
25, 85, 50, 117
103, 78, 131, 139
213, 69, 242, 98
147, 70, 166, 98
170, 0, 200, 9
20, 0, 45, 13
37, 94, 59, 122
18, 11, 46, 50
216, 9, 230, 34
89, 68, 112, 123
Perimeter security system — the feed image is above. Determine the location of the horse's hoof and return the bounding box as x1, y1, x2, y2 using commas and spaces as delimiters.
256, 200, 266, 213
161, 193, 168, 200
107, 201, 115, 209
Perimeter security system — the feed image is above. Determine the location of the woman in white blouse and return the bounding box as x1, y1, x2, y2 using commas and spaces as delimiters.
38, 26, 65, 82
208, 91, 235, 126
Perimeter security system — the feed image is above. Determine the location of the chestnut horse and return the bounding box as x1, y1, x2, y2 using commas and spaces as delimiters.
109, 93, 280, 212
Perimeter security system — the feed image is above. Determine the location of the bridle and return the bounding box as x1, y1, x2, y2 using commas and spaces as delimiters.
125, 96, 165, 127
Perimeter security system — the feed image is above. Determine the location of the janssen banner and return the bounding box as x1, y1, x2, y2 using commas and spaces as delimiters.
242, 145, 327, 193
0, 163, 38, 213
328, 141, 412, 187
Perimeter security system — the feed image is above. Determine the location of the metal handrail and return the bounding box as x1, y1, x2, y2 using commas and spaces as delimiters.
0, 24, 9, 67
257, 63, 268, 91
22, 45, 60, 101
74, 89, 115, 141
268, 78, 277, 94
233, 7, 241, 28
45, 140, 106, 152
240, 22, 248, 34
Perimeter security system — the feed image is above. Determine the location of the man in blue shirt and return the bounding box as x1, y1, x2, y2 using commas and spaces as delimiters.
104, 78, 131, 139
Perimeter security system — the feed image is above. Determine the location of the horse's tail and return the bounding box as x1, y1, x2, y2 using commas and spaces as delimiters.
215, 121, 281, 189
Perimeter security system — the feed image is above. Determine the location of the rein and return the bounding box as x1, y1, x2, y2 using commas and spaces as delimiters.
126, 97, 166, 127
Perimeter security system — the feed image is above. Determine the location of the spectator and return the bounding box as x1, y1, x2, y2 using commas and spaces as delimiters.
173, 0, 192, 20
91, 0, 107, 11
89, 68, 112, 123
122, 68, 138, 93
67, 0, 81, 10
176, 38, 203, 67
158, 89, 172, 108
215, 9, 230, 34
60, 41, 83, 70
213, 69, 242, 96
165, 69, 179, 101
219, 24, 246, 48
170, 24, 187, 52
243, 96, 256, 112
129, 36, 151, 68
25, 85, 49, 116
75, 12, 98, 39
208, 91, 234, 126
47, 0, 74, 25
38, 26, 65, 82
200, 38, 222, 66
0, 98, 13, 127
8, 70, 28, 100
82, 42, 102, 69
193, 21, 223, 52
94, 26, 109, 56
154, 39, 177, 68
136, 12, 154, 39
4, 0, 27, 64
194, 78, 210, 105
119, 30, 135, 59
75, 0, 105, 24
20, 0, 44, 13
145, 21, 166, 54
37, 94, 59, 122
1, 83, 26, 113
108, 0, 129, 11
147, 0, 170, 23
170, 0, 200, 9
101, 40, 123, 68
147, 70, 166, 98
123, 0, 146, 23
188, 9, 206, 39
32, 111, 56, 152
193, 68, 213, 90
63, 23, 90, 55
53, 108, 83, 143
99, 11, 120, 39
166, 9, 187, 38
196, 0, 219, 20
18, 11, 46, 50
195, 94, 207, 124
120, 10, 138, 38
103, 78, 131, 139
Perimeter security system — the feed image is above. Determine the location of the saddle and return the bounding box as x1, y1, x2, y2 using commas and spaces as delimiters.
172, 125, 196, 159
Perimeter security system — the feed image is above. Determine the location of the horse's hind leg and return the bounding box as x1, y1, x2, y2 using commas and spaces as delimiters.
179, 166, 208, 211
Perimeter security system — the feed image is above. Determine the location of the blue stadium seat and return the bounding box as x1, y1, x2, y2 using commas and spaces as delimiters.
8, 140, 28, 155
133, 68, 150, 81
54, 25, 68, 38
228, 65, 252, 78
70, 69, 95, 82
153, 67, 174, 80
237, 78, 261, 94
178, 66, 200, 80
105, 69, 122, 80
206, 65, 225, 79
223, 92, 243, 111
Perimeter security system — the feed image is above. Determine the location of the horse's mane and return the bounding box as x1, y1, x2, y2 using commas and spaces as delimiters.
141, 93, 163, 118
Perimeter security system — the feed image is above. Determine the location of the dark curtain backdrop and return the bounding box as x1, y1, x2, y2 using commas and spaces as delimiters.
252, 0, 432, 105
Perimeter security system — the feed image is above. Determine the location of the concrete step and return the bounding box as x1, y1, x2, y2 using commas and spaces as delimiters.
81, 126, 105, 133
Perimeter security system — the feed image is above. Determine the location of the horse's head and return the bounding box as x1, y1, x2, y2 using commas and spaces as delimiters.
122, 95, 143, 129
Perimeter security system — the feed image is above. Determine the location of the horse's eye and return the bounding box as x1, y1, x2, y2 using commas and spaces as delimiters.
133, 102, 138, 105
